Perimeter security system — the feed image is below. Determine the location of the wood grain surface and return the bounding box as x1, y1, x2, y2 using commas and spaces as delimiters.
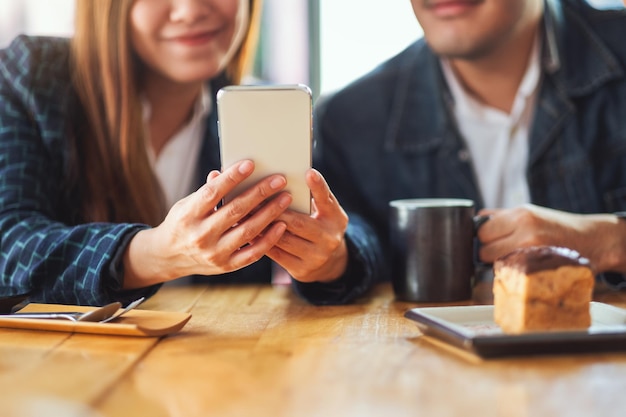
1, 281, 626, 417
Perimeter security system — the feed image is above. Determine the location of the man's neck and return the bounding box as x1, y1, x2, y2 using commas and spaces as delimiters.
448, 23, 540, 114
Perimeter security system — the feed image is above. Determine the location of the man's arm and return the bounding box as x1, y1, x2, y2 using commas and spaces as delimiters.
476, 204, 626, 274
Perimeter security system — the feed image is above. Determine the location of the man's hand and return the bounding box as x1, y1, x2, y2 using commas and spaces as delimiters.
477, 204, 626, 273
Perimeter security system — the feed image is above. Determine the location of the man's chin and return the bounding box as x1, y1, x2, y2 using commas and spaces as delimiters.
425, 38, 493, 61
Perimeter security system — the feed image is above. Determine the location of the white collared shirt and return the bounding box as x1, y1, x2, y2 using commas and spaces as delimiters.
144, 86, 212, 209
440, 35, 541, 208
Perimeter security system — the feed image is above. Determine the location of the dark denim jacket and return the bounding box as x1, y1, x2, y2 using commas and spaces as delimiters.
314, 0, 626, 284
0, 36, 370, 305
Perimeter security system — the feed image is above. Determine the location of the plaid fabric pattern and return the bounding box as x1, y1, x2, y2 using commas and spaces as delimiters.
0, 36, 154, 305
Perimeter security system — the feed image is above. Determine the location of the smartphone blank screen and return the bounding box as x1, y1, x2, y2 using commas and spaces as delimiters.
217, 85, 312, 214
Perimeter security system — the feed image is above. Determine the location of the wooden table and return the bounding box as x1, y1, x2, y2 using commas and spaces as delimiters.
1, 281, 626, 417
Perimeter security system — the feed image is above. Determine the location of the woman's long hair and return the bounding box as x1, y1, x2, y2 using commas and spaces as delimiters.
69, 0, 261, 226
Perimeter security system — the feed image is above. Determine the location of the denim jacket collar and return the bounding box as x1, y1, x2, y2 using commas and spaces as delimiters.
385, 0, 624, 156
383, 41, 449, 154
544, 0, 623, 95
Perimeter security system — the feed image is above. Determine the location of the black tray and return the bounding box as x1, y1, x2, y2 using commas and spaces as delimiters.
405, 302, 626, 358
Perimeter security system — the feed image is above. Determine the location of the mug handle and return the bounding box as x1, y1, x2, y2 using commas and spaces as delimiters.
473, 214, 491, 232
472, 214, 492, 268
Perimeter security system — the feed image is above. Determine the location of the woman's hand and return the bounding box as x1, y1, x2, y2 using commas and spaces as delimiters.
267, 169, 349, 283
477, 204, 626, 273
122, 160, 292, 288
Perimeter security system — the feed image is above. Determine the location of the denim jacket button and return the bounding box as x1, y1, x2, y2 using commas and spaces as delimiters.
458, 149, 471, 162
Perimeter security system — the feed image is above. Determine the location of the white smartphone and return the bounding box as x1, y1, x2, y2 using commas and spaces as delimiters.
217, 84, 312, 214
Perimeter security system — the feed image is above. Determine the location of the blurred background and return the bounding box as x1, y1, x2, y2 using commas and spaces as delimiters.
0, 0, 623, 100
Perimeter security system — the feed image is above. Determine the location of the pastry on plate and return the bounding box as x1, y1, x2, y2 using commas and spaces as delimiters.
493, 246, 594, 334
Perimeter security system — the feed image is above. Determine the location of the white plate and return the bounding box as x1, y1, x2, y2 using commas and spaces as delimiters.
404, 302, 626, 358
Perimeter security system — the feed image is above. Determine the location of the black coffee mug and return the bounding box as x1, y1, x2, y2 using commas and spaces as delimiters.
389, 198, 489, 303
